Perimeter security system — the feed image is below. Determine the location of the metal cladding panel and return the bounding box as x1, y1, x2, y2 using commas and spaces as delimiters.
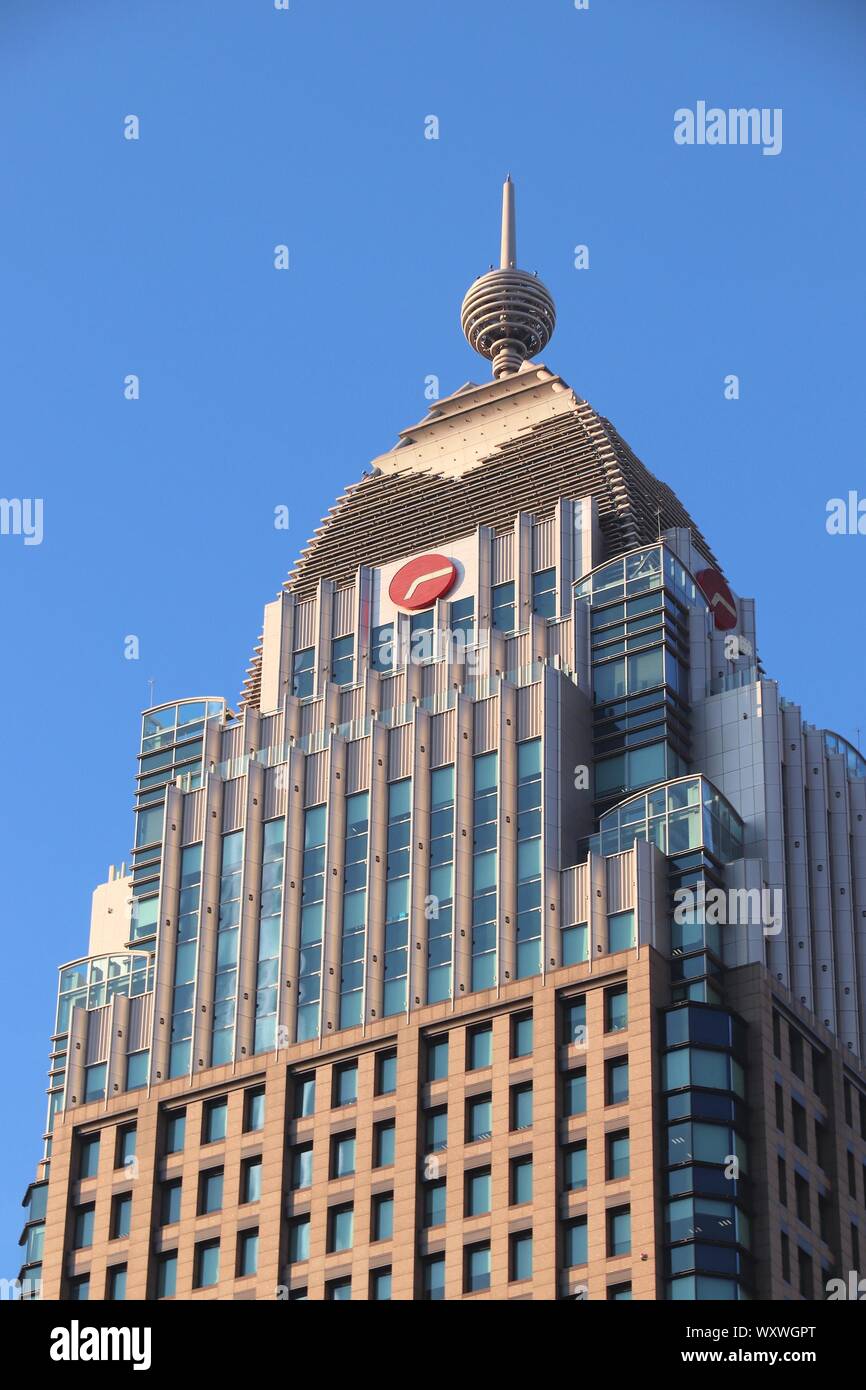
261, 711, 283, 751
345, 737, 371, 793
606, 852, 634, 913
220, 723, 244, 762
294, 598, 316, 648
127, 992, 153, 1052
182, 788, 205, 845
221, 777, 246, 833
506, 631, 532, 671
430, 708, 456, 767
492, 530, 513, 585
305, 750, 328, 805
560, 862, 589, 926
517, 682, 543, 741
340, 684, 365, 724
421, 660, 449, 701
532, 515, 556, 569
85, 1006, 111, 1065
264, 764, 289, 819
378, 672, 405, 712
300, 699, 325, 737
333, 583, 356, 637
473, 696, 499, 753
389, 723, 413, 781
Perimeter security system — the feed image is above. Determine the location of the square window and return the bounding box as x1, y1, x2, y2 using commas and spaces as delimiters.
333, 1062, 358, 1107
511, 1012, 533, 1058
68, 1274, 90, 1301
160, 1179, 182, 1225
467, 1094, 492, 1142
237, 1229, 258, 1278
198, 1168, 224, 1216
465, 1242, 491, 1293
375, 1050, 397, 1095
111, 1192, 132, 1240
156, 1251, 177, 1298
241, 1155, 262, 1204
326, 1277, 352, 1301
374, 1120, 395, 1169
202, 1097, 228, 1144
194, 1239, 220, 1289
608, 1281, 632, 1300
466, 1168, 491, 1217
467, 1023, 492, 1071
606, 1057, 629, 1105
427, 1036, 449, 1082
164, 1109, 186, 1154
372, 1193, 394, 1242
511, 1156, 533, 1205
294, 1073, 316, 1117
328, 1204, 354, 1254
605, 986, 628, 1033
510, 1231, 533, 1282
244, 1087, 266, 1132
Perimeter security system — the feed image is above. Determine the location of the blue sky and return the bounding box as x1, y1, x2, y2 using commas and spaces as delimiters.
1, 0, 864, 1268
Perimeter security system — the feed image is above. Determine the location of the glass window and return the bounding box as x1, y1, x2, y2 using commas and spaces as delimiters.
126, 1050, 149, 1091
468, 1024, 492, 1070
511, 1083, 533, 1131
427, 1036, 449, 1082
79, 1135, 100, 1180
605, 986, 629, 1033
565, 1218, 588, 1267
372, 1194, 394, 1242
291, 1144, 313, 1190
156, 1252, 177, 1298
426, 1107, 448, 1152
370, 623, 394, 674
68, 1274, 90, 1301
449, 596, 475, 647
608, 1206, 631, 1256
244, 1087, 265, 1132
609, 911, 635, 953
424, 1179, 447, 1228
333, 1062, 358, 1107
608, 1132, 630, 1180
73, 1204, 95, 1249
466, 1168, 491, 1217
326, 1277, 352, 1301
292, 646, 315, 699
563, 996, 587, 1047
376, 1050, 397, 1095
328, 1204, 354, 1253
562, 923, 589, 965
511, 1231, 533, 1282
512, 1013, 533, 1058
199, 1168, 224, 1215
374, 1121, 395, 1169
511, 1156, 533, 1205
203, 1097, 228, 1143
492, 580, 515, 633
564, 1142, 587, 1191
239, 1155, 262, 1205
116, 1126, 137, 1170
289, 1217, 310, 1263
423, 1254, 445, 1301
607, 1057, 629, 1105
111, 1192, 132, 1240
107, 1265, 127, 1301
465, 1242, 491, 1293
564, 1070, 587, 1117
294, 1073, 316, 1117
608, 1281, 632, 1300
164, 1109, 186, 1155
194, 1240, 220, 1289
371, 1268, 392, 1301
332, 1132, 356, 1178
237, 1229, 258, 1278
161, 1179, 182, 1225
467, 1095, 492, 1142
84, 1062, 107, 1102
532, 568, 556, 619
331, 633, 354, 687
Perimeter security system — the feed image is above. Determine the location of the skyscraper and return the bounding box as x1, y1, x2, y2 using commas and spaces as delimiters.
19, 180, 866, 1303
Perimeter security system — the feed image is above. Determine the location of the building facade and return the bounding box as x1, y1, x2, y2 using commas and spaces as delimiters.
18, 181, 866, 1302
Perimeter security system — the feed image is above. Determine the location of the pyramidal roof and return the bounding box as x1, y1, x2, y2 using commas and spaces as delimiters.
240, 363, 718, 709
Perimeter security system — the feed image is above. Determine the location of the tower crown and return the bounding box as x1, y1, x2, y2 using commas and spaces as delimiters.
460, 175, 556, 379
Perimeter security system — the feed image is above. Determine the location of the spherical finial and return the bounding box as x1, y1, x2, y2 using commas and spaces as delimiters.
461, 176, 556, 379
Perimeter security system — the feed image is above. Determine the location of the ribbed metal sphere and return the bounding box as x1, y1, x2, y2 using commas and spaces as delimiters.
461, 267, 556, 379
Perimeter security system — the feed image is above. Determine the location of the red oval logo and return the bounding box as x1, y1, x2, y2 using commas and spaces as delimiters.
696, 568, 737, 631
388, 553, 457, 611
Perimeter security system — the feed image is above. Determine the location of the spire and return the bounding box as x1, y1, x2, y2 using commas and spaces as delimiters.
461, 176, 556, 380
500, 174, 516, 269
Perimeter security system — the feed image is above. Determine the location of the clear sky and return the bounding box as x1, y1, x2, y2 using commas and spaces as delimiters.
1, 0, 864, 1270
